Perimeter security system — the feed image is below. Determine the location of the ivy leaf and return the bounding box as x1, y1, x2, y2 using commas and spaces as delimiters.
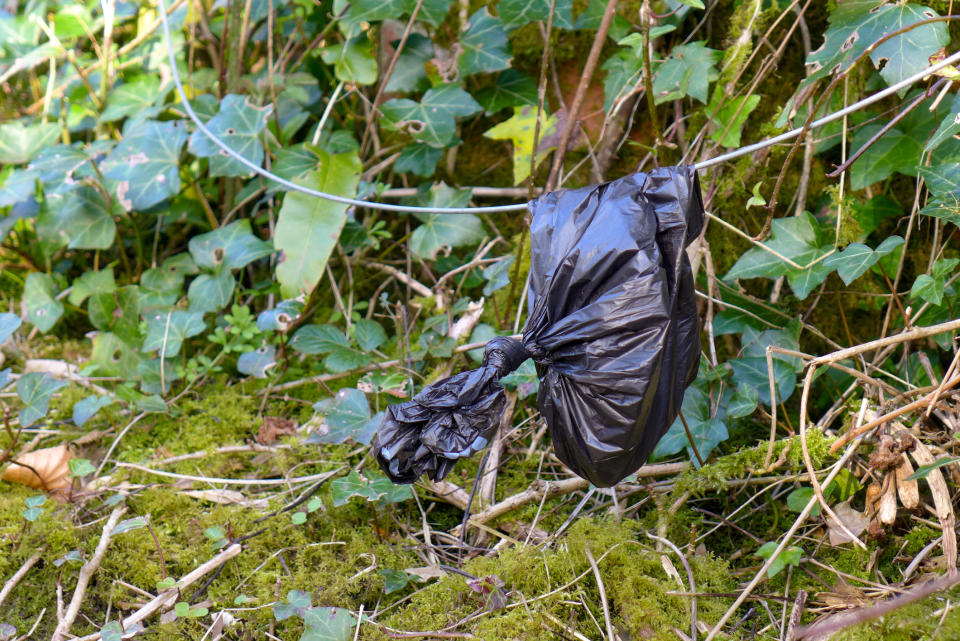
652, 41, 720, 104
111, 516, 148, 535
275, 150, 361, 298
69, 269, 116, 307
802, 2, 948, 94
290, 325, 371, 372
459, 9, 511, 77
353, 319, 386, 351
88, 285, 141, 345
381, 569, 410, 594
911, 274, 943, 306
188, 271, 236, 313
384, 34, 433, 94
73, 395, 113, 427
850, 123, 921, 190
408, 184, 484, 259
22, 272, 63, 333
17, 372, 66, 427
381, 85, 482, 148
54, 186, 115, 249
189, 220, 273, 272
0, 313, 21, 344
302, 607, 356, 641
320, 37, 377, 86
484, 105, 558, 185
395, 143, 443, 177
237, 345, 277, 378
708, 93, 760, 148
729, 357, 797, 405
310, 388, 374, 445
0, 121, 59, 164
652, 387, 709, 458
142, 311, 207, 356
101, 120, 186, 210
755, 541, 802, 578
823, 236, 903, 285
100, 76, 164, 123
499, 0, 574, 30
601, 49, 641, 113
188, 94, 273, 177
482, 256, 514, 296
475, 70, 538, 114
727, 383, 759, 418
29, 143, 102, 196
927, 91, 960, 152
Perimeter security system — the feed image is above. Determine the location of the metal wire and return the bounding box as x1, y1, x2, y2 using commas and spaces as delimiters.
157, 0, 960, 213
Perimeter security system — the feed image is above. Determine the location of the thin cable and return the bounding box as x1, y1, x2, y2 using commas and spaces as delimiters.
157, 0, 960, 211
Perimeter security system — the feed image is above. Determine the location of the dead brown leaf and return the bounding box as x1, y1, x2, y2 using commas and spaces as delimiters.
256, 416, 297, 445
1, 443, 72, 490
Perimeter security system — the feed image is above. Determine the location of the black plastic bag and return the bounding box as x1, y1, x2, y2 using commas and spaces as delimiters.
374, 166, 704, 487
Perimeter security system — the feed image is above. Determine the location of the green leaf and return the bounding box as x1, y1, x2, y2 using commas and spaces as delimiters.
22, 272, 63, 333
475, 70, 538, 114
459, 9, 511, 77
380, 568, 410, 594
729, 357, 797, 405
302, 607, 356, 641
802, 2, 948, 93
484, 106, 558, 184
0, 313, 21, 344
825, 468, 863, 501
188, 94, 273, 177
499, 0, 574, 30
88, 286, 141, 345
69, 270, 116, 306
275, 150, 361, 298
156, 576, 177, 590
30, 143, 102, 196
786, 487, 816, 514
189, 220, 273, 272
73, 395, 113, 427
57, 186, 116, 249
142, 311, 207, 356
727, 383, 759, 418
68, 458, 96, 478
312, 388, 374, 444
708, 94, 760, 148
652, 387, 710, 458
0, 121, 59, 164
395, 143, 443, 177
353, 319, 386, 351
907, 456, 960, 481
850, 124, 921, 190
932, 257, 959, 279
755, 541, 802, 578
237, 345, 277, 378
17, 372, 66, 427
100, 76, 164, 123
321, 37, 377, 86
927, 90, 960, 152
101, 120, 187, 210
410, 183, 486, 259
188, 271, 236, 313
290, 325, 371, 372
331, 471, 371, 506
652, 41, 720, 104
911, 274, 943, 306
384, 34, 433, 94
824, 236, 904, 285
291, 512, 307, 524
381, 85, 481, 148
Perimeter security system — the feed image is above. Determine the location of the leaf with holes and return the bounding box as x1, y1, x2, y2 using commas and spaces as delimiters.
17, 372, 67, 427
381, 85, 481, 148
484, 106, 558, 184
801, 2, 947, 95
188, 94, 273, 177
275, 149, 360, 298
459, 9, 511, 77
0, 121, 59, 164
102, 120, 186, 210
22, 272, 63, 333
142, 311, 206, 356
189, 220, 273, 273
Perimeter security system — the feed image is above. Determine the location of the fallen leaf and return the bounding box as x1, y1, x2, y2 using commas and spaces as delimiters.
404, 566, 448, 580
1, 443, 72, 490
180, 489, 267, 508
828, 501, 870, 546
895, 454, 920, 510
257, 416, 297, 445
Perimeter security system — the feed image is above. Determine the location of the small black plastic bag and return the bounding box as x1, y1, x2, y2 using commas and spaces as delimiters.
374, 166, 704, 487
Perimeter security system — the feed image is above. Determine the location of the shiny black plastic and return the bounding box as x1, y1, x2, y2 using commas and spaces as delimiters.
374, 166, 704, 487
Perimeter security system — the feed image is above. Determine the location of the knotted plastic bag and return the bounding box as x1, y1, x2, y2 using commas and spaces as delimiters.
374, 166, 704, 487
